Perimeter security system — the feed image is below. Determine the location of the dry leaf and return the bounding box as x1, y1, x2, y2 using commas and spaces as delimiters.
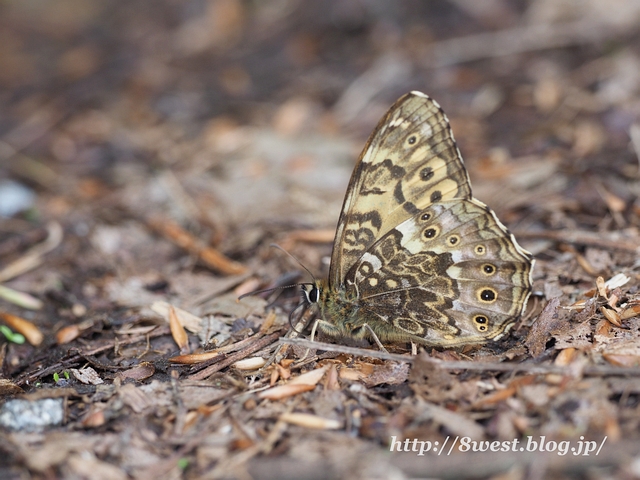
600, 306, 622, 327
115, 362, 155, 382
603, 354, 640, 367
56, 320, 95, 345
169, 305, 189, 352
151, 301, 203, 333
0, 379, 24, 396
70, 367, 104, 385
81, 407, 106, 428
324, 364, 340, 391
525, 297, 562, 358
361, 362, 410, 388
554, 348, 577, 366
620, 303, 640, 320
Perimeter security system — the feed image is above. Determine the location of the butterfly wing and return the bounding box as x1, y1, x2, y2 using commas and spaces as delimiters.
329, 91, 472, 289
343, 199, 533, 346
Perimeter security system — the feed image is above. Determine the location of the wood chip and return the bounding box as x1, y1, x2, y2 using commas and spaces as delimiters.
169, 350, 222, 364
604, 273, 630, 290
258, 383, 316, 400
258, 365, 329, 399
279, 413, 342, 430
232, 357, 266, 370
288, 365, 329, 386
596, 276, 608, 298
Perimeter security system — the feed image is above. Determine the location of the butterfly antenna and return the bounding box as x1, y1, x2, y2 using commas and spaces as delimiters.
237, 283, 314, 301
269, 243, 317, 282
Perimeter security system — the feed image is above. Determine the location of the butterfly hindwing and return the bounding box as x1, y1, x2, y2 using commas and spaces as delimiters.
342, 200, 532, 346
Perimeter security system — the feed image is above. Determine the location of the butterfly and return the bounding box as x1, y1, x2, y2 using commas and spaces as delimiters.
301, 91, 534, 347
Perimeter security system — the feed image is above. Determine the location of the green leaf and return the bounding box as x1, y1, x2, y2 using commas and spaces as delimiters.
0, 325, 26, 344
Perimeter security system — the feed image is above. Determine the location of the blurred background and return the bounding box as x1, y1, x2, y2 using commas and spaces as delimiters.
2, 0, 639, 246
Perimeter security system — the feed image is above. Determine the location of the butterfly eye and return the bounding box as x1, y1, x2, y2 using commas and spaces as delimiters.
482, 264, 496, 275
420, 212, 432, 221
477, 288, 497, 303
424, 226, 439, 239
473, 315, 489, 331
407, 135, 417, 145
447, 235, 460, 246
474, 245, 486, 255
306, 286, 320, 303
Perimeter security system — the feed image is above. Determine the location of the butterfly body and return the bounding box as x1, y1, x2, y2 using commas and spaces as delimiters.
304, 91, 533, 348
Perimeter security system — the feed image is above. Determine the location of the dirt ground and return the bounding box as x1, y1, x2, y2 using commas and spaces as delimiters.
1, 1, 640, 479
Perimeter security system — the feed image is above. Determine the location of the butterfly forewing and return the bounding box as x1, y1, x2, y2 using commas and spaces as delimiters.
329, 92, 473, 289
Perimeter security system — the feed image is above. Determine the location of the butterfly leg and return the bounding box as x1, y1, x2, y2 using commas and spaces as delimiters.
362, 324, 389, 353
293, 318, 320, 363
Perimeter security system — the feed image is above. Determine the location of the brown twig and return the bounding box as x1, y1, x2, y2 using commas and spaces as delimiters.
146, 216, 247, 275
281, 337, 412, 363
188, 330, 285, 381
513, 230, 640, 254
280, 338, 640, 376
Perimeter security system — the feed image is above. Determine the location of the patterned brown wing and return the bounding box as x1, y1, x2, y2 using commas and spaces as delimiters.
329, 91, 472, 289
343, 199, 533, 346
